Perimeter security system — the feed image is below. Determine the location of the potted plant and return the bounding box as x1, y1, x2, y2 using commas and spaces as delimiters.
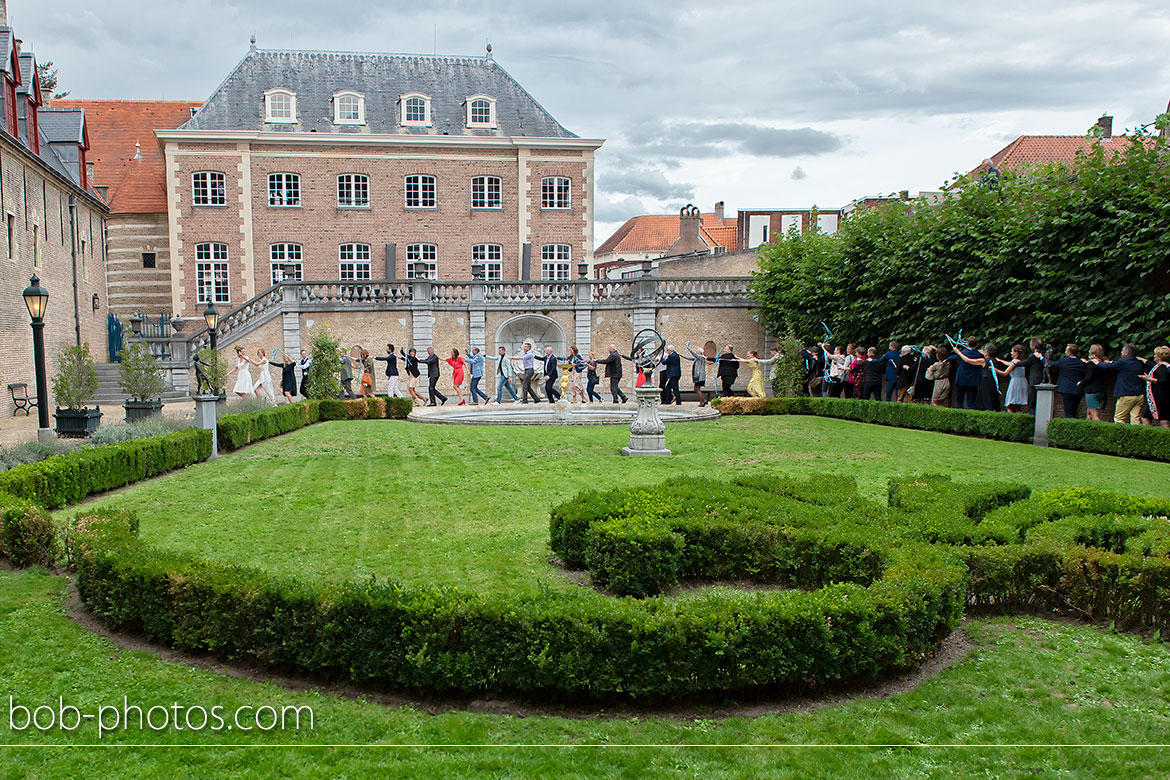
52, 343, 102, 437
195, 347, 228, 402
119, 341, 166, 422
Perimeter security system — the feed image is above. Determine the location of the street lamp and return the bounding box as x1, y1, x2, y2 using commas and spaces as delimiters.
22, 274, 51, 436
203, 301, 219, 352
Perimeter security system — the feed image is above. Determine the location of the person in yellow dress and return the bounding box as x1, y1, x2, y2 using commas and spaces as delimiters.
739, 350, 774, 398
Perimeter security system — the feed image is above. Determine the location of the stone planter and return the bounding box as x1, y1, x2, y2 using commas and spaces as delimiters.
123, 399, 164, 423
53, 407, 103, 438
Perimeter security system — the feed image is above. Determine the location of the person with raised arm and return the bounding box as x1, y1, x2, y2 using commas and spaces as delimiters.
682, 342, 714, 407
229, 344, 254, 398
298, 348, 312, 399
1046, 343, 1089, 418
659, 344, 682, 405
445, 348, 466, 405
422, 346, 448, 406
736, 350, 774, 399
507, 342, 541, 404
400, 347, 426, 405
273, 349, 298, 404
486, 345, 520, 405
463, 345, 489, 405
374, 343, 402, 398
585, 351, 604, 403
1093, 343, 1151, 424
567, 346, 589, 404
596, 344, 628, 403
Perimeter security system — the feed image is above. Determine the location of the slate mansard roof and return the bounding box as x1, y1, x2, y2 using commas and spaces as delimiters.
182, 48, 578, 138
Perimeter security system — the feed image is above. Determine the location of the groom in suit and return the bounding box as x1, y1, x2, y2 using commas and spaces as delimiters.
660, 345, 682, 405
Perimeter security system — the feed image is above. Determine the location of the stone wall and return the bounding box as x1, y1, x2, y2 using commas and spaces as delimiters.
105, 212, 172, 316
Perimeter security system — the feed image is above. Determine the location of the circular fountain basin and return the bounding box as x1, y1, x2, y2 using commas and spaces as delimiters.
408, 402, 720, 425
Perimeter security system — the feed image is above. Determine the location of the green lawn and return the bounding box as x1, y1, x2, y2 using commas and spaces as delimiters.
3, 569, 1169, 776
82, 417, 1170, 595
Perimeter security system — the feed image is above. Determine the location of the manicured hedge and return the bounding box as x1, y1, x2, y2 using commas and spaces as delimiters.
713, 396, 1035, 443
0, 429, 212, 510
217, 401, 320, 452
74, 474, 967, 701
0, 491, 57, 568
386, 396, 413, 419
1048, 417, 1170, 463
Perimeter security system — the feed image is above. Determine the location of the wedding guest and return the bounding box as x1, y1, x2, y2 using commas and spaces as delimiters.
275, 350, 298, 404
913, 346, 936, 404
1096, 344, 1151, 424
1047, 343, 1088, 418
423, 347, 448, 406
660, 344, 682, 405
1000, 344, 1029, 413
511, 342, 541, 404
567, 346, 588, 404
465, 346, 489, 405
401, 348, 426, 405
374, 343, 402, 398
682, 343, 713, 407
586, 351, 604, 403
358, 349, 375, 397
597, 344, 628, 403
298, 348, 312, 398
926, 345, 952, 406
230, 345, 254, 398
339, 349, 355, 399
1140, 346, 1170, 427
717, 345, 739, 397
540, 346, 561, 403
487, 346, 519, 404
445, 349, 466, 405
252, 348, 276, 404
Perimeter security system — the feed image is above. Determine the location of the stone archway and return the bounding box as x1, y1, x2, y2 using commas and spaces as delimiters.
494, 314, 566, 357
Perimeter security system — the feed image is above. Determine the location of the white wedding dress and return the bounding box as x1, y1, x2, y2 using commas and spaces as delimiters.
233, 356, 254, 394
255, 357, 275, 403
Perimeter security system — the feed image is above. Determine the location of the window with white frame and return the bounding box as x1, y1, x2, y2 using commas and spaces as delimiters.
267, 173, 300, 207
192, 171, 226, 206
264, 89, 296, 123
471, 175, 501, 209
333, 91, 365, 124
540, 176, 570, 209
337, 174, 369, 208
195, 243, 230, 304
269, 243, 303, 285
466, 96, 496, 128
540, 243, 571, 279
405, 243, 438, 279
405, 174, 436, 209
472, 243, 502, 280
400, 94, 431, 126
338, 243, 371, 279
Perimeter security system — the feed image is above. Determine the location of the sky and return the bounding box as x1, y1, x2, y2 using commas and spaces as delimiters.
13, 0, 1170, 246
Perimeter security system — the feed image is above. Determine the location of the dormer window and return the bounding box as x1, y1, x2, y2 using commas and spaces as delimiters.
264, 89, 297, 123
333, 91, 365, 125
465, 96, 496, 128
400, 93, 431, 126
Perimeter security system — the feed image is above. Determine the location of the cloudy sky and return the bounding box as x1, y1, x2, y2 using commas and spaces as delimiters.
14, 0, 1170, 244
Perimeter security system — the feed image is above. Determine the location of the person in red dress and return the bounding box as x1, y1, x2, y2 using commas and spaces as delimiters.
445, 349, 467, 405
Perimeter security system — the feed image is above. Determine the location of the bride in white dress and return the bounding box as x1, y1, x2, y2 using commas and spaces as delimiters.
230, 345, 254, 397
252, 348, 276, 404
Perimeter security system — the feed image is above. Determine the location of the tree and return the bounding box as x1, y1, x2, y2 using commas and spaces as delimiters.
35, 61, 69, 99
306, 325, 341, 399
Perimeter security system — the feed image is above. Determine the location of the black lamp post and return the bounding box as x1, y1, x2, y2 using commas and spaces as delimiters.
203, 302, 219, 352
22, 274, 50, 434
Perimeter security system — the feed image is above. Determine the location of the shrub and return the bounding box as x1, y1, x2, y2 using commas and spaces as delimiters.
365, 397, 387, 419
306, 326, 342, 400
118, 341, 166, 401
0, 439, 79, 472
217, 402, 315, 452
90, 416, 194, 446
1048, 417, 1170, 463
386, 396, 413, 419
585, 517, 684, 597
318, 399, 347, 420
344, 399, 369, 419
52, 344, 98, 410
0, 429, 212, 510
0, 491, 58, 567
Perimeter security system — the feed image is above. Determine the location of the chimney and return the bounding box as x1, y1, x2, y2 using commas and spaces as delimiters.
899, 190, 910, 201
86, 160, 95, 183
667, 204, 706, 256
13, 38, 20, 57
1096, 114, 1113, 141
40, 89, 51, 108
0, 1, 7, 27
714, 200, 725, 223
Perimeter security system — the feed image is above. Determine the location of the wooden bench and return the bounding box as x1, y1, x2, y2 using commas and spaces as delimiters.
8, 383, 37, 416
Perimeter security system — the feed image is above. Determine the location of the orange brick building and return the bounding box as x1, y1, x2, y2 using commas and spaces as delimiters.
159, 45, 602, 318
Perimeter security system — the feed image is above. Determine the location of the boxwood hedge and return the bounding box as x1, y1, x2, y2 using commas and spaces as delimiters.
1048, 417, 1170, 462
217, 400, 320, 452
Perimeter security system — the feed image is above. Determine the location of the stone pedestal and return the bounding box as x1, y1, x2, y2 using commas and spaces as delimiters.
1033, 383, 1056, 447
193, 394, 220, 459
621, 384, 671, 456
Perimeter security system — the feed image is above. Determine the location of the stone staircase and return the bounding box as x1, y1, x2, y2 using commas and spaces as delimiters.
87, 363, 190, 407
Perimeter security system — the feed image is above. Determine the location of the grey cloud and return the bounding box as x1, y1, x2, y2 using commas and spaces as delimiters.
791, 166, 807, 180
626, 120, 846, 159
594, 195, 647, 223
600, 168, 694, 200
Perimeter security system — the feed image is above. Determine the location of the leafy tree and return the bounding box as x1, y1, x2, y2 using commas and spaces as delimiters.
772, 331, 806, 397
52, 344, 98, 410
307, 325, 341, 399
117, 342, 165, 401
751, 124, 1170, 354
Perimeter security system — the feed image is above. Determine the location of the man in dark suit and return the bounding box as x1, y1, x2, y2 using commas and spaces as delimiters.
1094, 344, 1150, 423
1022, 337, 1046, 412
1047, 343, 1088, 418
596, 344, 627, 403
422, 347, 447, 406
717, 345, 739, 396
948, 337, 983, 409
660, 345, 682, 405
540, 347, 561, 403
881, 340, 901, 401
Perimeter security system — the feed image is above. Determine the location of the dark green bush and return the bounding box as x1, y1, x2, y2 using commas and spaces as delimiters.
386, 396, 413, 419
217, 401, 316, 452
0, 429, 212, 510
585, 517, 684, 597
365, 397, 387, 419
344, 399, 369, 419
318, 399, 347, 420
1049, 417, 1170, 462
0, 492, 58, 567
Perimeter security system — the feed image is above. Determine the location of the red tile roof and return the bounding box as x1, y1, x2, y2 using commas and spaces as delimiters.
972, 134, 1155, 178
596, 212, 738, 256
53, 99, 202, 213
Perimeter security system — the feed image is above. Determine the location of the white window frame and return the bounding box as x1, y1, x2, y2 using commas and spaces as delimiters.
264, 89, 297, 124
337, 174, 370, 208
405, 174, 436, 209
405, 243, 438, 280
195, 243, 230, 304
540, 176, 571, 210
333, 91, 365, 125
338, 243, 372, 280
465, 95, 496, 128
472, 243, 502, 280
192, 171, 226, 207
400, 93, 431, 126
540, 243, 571, 280
269, 243, 303, 285
471, 175, 502, 209
267, 172, 300, 207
